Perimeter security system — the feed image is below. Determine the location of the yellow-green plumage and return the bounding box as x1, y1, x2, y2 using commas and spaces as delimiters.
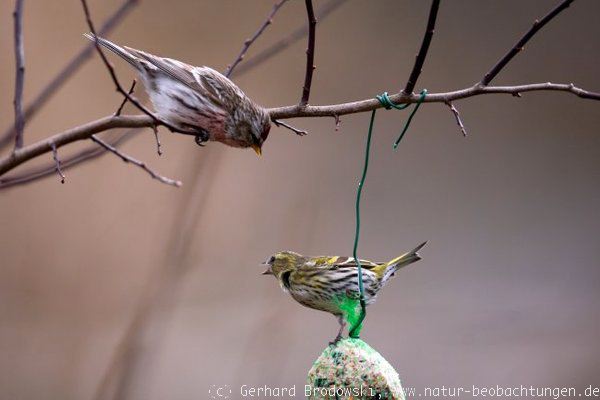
262, 242, 426, 342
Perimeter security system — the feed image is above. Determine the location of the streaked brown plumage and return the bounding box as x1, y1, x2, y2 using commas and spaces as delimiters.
84, 34, 271, 155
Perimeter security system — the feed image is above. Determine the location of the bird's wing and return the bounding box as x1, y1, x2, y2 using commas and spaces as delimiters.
300, 256, 381, 271
124, 46, 202, 91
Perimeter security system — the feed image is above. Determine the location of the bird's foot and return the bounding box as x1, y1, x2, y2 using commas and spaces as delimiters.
329, 334, 344, 347
194, 129, 210, 147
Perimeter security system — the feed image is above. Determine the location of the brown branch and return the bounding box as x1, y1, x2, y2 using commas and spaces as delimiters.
0, 115, 150, 176
445, 101, 467, 137
12, 0, 25, 150
232, 0, 346, 78
0, 131, 135, 190
50, 142, 66, 183
269, 82, 600, 119
403, 0, 440, 95
224, 0, 289, 78
300, 0, 316, 105
481, 0, 574, 86
1, 82, 598, 178
90, 135, 181, 187
114, 79, 137, 116
0, 0, 138, 150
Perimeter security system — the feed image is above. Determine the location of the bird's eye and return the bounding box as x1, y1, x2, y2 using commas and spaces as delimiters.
268, 256, 275, 264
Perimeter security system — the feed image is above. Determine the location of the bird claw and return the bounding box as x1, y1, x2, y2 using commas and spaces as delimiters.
329, 334, 344, 347
194, 130, 210, 147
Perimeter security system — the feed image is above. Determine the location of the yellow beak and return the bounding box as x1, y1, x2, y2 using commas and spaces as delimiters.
251, 144, 262, 157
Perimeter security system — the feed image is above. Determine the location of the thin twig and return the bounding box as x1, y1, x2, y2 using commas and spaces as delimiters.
2, 81, 599, 178
403, 0, 440, 94
13, 0, 25, 150
232, 0, 346, 78
225, 0, 289, 78
300, 0, 316, 105
274, 120, 307, 136
0, 132, 135, 189
152, 125, 162, 156
114, 80, 136, 116
90, 135, 181, 187
445, 101, 467, 137
0, 0, 138, 150
50, 142, 66, 183
333, 114, 341, 131
481, 0, 574, 85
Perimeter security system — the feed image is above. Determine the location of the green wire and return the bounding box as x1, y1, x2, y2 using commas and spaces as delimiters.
348, 89, 427, 339
348, 109, 376, 338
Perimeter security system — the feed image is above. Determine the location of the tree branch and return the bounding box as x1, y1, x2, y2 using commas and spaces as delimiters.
300, 0, 316, 105
0, 0, 138, 150
12, 0, 25, 150
225, 0, 289, 78
0, 115, 150, 176
403, 0, 440, 95
481, 0, 574, 86
0, 132, 135, 189
2, 81, 597, 178
90, 135, 181, 187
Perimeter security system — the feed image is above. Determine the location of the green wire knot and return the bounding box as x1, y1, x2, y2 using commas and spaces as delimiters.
348, 89, 427, 339
377, 89, 428, 149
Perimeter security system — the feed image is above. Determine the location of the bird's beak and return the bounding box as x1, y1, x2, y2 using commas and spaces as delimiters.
262, 266, 273, 275
251, 144, 262, 157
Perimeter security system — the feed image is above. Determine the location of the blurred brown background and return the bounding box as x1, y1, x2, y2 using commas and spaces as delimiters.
1, 0, 599, 399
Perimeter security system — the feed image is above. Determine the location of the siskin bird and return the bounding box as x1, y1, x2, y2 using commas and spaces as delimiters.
84, 34, 271, 155
262, 242, 426, 343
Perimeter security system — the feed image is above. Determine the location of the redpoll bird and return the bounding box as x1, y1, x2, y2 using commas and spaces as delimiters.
262, 242, 426, 343
84, 34, 271, 155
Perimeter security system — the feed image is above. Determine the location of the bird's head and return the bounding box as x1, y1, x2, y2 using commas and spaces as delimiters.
240, 108, 271, 156
253, 111, 271, 156
261, 251, 304, 284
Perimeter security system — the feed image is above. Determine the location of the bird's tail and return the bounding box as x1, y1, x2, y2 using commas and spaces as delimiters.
379, 241, 427, 282
83, 33, 140, 69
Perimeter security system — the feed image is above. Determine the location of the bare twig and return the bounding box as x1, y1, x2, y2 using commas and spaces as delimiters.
225, 0, 289, 78
90, 135, 181, 187
114, 80, 137, 116
334, 114, 341, 131
152, 125, 162, 156
0, 0, 138, 150
13, 0, 25, 150
445, 101, 467, 137
232, 0, 346, 78
0, 131, 135, 189
403, 0, 440, 95
2, 82, 598, 178
300, 0, 316, 105
274, 120, 307, 136
481, 0, 574, 85
50, 143, 66, 183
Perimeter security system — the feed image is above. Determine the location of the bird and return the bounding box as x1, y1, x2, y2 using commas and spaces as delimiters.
262, 242, 426, 344
84, 33, 271, 156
